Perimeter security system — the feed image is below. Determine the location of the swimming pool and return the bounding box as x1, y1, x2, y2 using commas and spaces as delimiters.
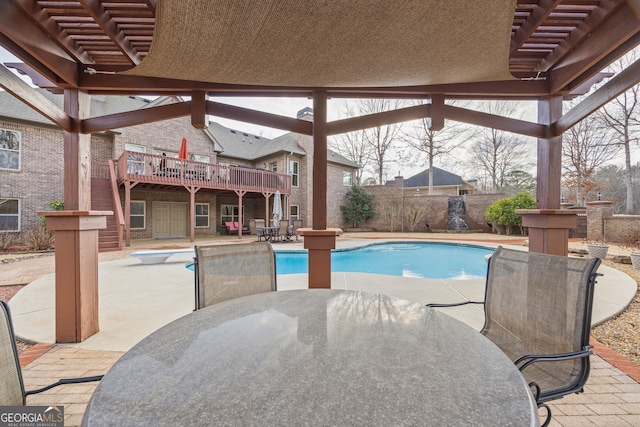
276, 242, 494, 279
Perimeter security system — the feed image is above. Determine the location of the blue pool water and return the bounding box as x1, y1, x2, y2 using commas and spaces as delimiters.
276, 242, 493, 279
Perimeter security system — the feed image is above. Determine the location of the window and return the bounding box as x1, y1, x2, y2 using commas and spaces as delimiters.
220, 204, 242, 225
0, 129, 21, 170
0, 198, 19, 231
290, 205, 299, 220
343, 171, 353, 186
270, 161, 277, 172
195, 203, 209, 227
130, 201, 145, 229
125, 144, 146, 174
290, 160, 299, 187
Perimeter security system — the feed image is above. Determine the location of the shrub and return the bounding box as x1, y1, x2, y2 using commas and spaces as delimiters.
340, 186, 374, 228
0, 228, 21, 250
381, 204, 401, 232
620, 229, 640, 251
23, 227, 55, 251
485, 192, 536, 235
403, 202, 427, 232
40, 201, 64, 227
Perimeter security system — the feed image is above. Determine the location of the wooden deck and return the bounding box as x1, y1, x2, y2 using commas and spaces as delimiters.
115, 151, 292, 195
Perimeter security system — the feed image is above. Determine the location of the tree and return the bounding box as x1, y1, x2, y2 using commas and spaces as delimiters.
594, 163, 640, 214
562, 114, 617, 206
500, 170, 536, 196
329, 104, 370, 185
598, 50, 640, 214
466, 101, 533, 192
331, 99, 407, 185
402, 100, 473, 194
340, 186, 374, 228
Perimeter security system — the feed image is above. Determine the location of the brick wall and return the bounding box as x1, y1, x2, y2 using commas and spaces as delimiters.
361, 181, 502, 232
1, 122, 65, 232
604, 215, 640, 242
584, 201, 640, 243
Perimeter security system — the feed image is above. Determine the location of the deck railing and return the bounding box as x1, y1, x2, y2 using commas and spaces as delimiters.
116, 151, 292, 194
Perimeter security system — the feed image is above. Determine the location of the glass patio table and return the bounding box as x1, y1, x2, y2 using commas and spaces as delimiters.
82, 289, 539, 426
256, 226, 279, 241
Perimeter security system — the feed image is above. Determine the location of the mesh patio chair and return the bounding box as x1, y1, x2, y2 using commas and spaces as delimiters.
194, 242, 277, 310
254, 219, 267, 242
427, 246, 601, 427
291, 219, 304, 241
273, 219, 290, 242
0, 301, 103, 406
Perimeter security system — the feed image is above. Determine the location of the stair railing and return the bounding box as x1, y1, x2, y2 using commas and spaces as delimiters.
108, 159, 125, 249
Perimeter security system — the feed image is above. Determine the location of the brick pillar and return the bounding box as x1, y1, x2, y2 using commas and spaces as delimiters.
586, 201, 614, 241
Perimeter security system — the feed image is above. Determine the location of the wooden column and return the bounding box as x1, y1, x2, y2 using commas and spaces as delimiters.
41, 211, 109, 342
517, 209, 577, 256
64, 89, 91, 210
188, 186, 200, 242
519, 96, 575, 256
42, 89, 109, 342
302, 91, 342, 288
312, 91, 328, 230
236, 190, 246, 238
124, 181, 131, 246
537, 96, 563, 210
298, 228, 343, 288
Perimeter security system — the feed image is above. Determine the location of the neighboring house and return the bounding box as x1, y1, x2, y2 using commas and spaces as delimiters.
389, 167, 477, 195
0, 91, 358, 249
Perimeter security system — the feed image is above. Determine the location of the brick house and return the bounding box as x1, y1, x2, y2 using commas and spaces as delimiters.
0, 91, 358, 249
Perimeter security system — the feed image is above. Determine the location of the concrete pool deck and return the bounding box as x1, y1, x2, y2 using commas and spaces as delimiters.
7, 237, 637, 353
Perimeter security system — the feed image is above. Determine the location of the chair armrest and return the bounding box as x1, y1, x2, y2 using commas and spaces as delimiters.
426, 301, 484, 308
25, 375, 104, 396
515, 347, 593, 372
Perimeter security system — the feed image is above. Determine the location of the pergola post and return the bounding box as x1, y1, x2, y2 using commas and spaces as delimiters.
298, 91, 342, 288
40, 89, 109, 343
517, 96, 576, 256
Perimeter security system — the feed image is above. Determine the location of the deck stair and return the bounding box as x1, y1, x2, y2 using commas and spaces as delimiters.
91, 177, 122, 252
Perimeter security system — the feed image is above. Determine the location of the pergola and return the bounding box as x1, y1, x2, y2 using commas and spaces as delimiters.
1, 0, 639, 342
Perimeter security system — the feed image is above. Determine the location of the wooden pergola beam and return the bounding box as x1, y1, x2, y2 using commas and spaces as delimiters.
443, 104, 547, 138
0, 64, 71, 130
206, 101, 313, 135
555, 56, 640, 135
82, 102, 190, 133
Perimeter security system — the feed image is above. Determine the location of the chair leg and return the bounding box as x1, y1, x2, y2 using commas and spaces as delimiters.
538, 403, 551, 427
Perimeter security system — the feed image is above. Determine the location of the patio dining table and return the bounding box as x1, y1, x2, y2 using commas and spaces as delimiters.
82, 289, 539, 426
256, 226, 279, 241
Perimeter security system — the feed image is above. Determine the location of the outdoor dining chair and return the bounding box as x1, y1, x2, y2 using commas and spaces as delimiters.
254, 219, 267, 242
273, 219, 290, 242
0, 301, 103, 406
291, 219, 304, 241
193, 242, 277, 310
427, 246, 601, 427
